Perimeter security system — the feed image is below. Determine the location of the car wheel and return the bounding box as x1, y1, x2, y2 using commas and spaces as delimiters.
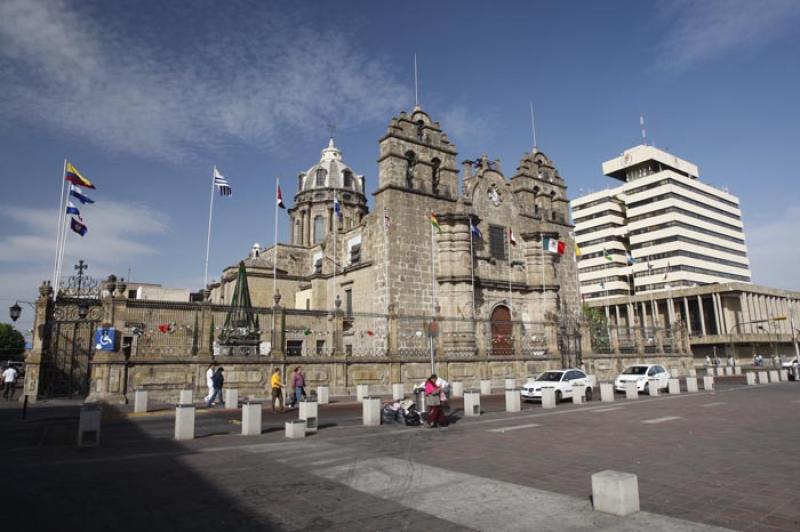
643, 383, 650, 394
555, 390, 562, 405
585, 387, 593, 402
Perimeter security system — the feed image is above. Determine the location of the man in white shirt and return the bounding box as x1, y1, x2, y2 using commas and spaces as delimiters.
3, 365, 18, 400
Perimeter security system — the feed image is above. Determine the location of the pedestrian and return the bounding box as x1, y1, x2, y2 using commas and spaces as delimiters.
270, 368, 284, 413
3, 365, 19, 401
206, 367, 224, 407
435, 375, 450, 413
728, 355, 734, 367
292, 366, 306, 407
752, 354, 758, 367
705, 355, 712, 367
204, 362, 217, 404
424, 374, 447, 428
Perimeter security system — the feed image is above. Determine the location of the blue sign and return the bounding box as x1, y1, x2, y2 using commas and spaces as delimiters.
94, 327, 117, 351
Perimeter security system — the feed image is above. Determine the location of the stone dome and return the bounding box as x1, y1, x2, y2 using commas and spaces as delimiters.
299, 138, 364, 193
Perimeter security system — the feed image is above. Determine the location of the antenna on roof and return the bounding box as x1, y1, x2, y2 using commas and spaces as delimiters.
529, 102, 538, 153
640, 114, 647, 146
327, 122, 336, 141
414, 53, 419, 108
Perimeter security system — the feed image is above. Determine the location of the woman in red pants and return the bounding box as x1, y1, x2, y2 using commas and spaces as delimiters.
424, 374, 447, 428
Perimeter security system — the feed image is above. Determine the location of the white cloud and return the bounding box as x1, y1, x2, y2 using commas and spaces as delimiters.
656, 0, 800, 71
0, 0, 407, 160
746, 206, 800, 290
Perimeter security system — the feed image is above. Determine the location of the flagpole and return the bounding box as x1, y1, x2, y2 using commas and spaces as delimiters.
203, 166, 216, 289
332, 189, 337, 311
469, 219, 476, 318
55, 167, 73, 300
507, 229, 513, 318
52, 159, 68, 296
430, 219, 437, 373
273, 178, 280, 304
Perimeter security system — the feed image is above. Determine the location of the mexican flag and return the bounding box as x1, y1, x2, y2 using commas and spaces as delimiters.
543, 236, 565, 255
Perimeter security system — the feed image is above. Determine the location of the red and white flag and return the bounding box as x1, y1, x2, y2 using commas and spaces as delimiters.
276, 184, 285, 209
508, 227, 517, 246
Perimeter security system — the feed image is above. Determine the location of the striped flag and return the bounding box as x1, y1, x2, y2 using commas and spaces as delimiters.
64, 162, 95, 189
69, 185, 94, 204
470, 219, 482, 239
277, 184, 285, 209
430, 213, 441, 232
213, 167, 232, 196
66, 201, 80, 217
334, 194, 342, 218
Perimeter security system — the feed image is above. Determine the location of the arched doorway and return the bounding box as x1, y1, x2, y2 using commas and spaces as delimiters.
490, 305, 513, 356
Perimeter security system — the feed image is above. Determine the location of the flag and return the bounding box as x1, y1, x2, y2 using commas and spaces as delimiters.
65, 162, 95, 189
599, 281, 605, 290
334, 194, 342, 219
663, 261, 671, 280
213, 167, 232, 196
303, 327, 312, 336
70, 217, 87, 236
69, 185, 94, 204
383, 207, 391, 230
470, 219, 482, 239
430, 213, 441, 232
575, 243, 582, 257
277, 184, 285, 209
626, 253, 637, 266
603, 248, 613, 262
508, 227, 517, 246
543, 236, 565, 255
66, 201, 80, 217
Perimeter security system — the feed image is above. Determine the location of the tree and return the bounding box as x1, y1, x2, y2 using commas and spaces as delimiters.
0, 323, 26, 358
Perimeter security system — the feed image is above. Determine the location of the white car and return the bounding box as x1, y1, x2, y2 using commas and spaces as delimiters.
781, 357, 799, 380
614, 364, 670, 393
521, 369, 592, 404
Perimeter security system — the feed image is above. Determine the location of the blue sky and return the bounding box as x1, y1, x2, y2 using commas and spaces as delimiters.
2, 0, 799, 332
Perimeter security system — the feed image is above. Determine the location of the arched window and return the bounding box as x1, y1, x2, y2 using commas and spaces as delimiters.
431, 157, 441, 194
315, 168, 327, 187
343, 169, 353, 188
405, 151, 416, 189
416, 120, 425, 141
313, 215, 325, 244
295, 220, 302, 245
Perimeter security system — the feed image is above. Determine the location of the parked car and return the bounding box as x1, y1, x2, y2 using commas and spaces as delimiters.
614, 364, 670, 393
521, 369, 592, 404
782, 357, 799, 380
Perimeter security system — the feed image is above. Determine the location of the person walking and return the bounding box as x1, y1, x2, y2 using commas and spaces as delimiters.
270, 368, 284, 413
3, 365, 18, 401
204, 362, 217, 404
206, 367, 224, 407
424, 374, 447, 428
292, 366, 306, 407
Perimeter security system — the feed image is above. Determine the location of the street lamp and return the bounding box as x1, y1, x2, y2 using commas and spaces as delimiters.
9, 302, 21, 322
77, 301, 89, 320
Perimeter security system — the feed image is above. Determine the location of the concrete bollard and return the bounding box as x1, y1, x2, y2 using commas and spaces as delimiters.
316, 386, 329, 405
686, 377, 698, 393
77, 403, 101, 446
668, 378, 681, 394
464, 391, 481, 416
505, 388, 521, 412
600, 382, 614, 402
769, 370, 780, 383
392, 383, 405, 401
285, 420, 306, 439
504, 378, 516, 390
724, 367, 733, 376
134, 389, 148, 413
746, 372, 757, 385
299, 400, 318, 433
716, 367, 725, 377
625, 382, 638, 400
241, 400, 262, 436
647, 380, 660, 397
224, 388, 239, 409
179, 389, 193, 404
588, 375, 598, 388
703, 376, 714, 391
362, 396, 381, 426
451, 381, 464, 398
689, 368, 697, 377
174, 404, 195, 440
758, 371, 768, 384
480, 379, 492, 396
734, 366, 742, 376
572, 383, 586, 404
592, 470, 640, 516
707, 368, 715, 377
541, 387, 557, 409
356, 384, 369, 403
779, 369, 788, 382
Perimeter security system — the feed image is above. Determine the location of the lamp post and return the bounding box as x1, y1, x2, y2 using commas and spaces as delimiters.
8, 301, 35, 323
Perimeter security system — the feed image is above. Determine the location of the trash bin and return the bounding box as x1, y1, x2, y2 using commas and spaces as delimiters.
414, 388, 426, 414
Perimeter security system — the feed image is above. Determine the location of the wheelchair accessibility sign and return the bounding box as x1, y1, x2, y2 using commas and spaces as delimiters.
94, 327, 117, 351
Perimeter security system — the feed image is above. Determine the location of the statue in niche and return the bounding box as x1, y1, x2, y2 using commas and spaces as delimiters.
487, 184, 502, 206
431, 157, 441, 195
405, 151, 416, 189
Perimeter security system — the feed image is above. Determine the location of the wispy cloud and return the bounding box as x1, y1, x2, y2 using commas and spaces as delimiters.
747, 205, 800, 290
0, 0, 407, 160
656, 0, 800, 71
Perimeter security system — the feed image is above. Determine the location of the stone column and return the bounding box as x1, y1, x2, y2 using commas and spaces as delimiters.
87, 279, 130, 404
697, 295, 707, 335
683, 297, 692, 335
22, 282, 54, 402
271, 291, 286, 358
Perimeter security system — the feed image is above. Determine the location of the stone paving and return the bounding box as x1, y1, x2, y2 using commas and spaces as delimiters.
3, 380, 799, 531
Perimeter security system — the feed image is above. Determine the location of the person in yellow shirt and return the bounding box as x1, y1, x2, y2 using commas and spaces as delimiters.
270, 368, 284, 413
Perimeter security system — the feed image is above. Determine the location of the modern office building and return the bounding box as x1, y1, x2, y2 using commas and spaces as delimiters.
571, 145, 751, 301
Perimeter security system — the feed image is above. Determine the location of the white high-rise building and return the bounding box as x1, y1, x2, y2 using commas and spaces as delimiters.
571, 145, 751, 301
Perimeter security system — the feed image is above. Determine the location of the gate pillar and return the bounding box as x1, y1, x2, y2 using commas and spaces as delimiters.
22, 281, 53, 402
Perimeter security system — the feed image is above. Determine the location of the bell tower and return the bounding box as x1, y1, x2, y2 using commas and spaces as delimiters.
376, 106, 458, 198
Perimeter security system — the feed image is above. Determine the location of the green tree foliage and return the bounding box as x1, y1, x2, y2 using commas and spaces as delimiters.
0, 323, 26, 358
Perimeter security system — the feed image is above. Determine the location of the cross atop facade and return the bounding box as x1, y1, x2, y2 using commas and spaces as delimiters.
74, 260, 88, 291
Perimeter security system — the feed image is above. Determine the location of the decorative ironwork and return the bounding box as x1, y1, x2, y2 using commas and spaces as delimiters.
218, 261, 261, 356
59, 260, 101, 298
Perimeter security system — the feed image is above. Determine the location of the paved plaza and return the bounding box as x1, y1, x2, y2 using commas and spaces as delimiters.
3, 379, 800, 531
